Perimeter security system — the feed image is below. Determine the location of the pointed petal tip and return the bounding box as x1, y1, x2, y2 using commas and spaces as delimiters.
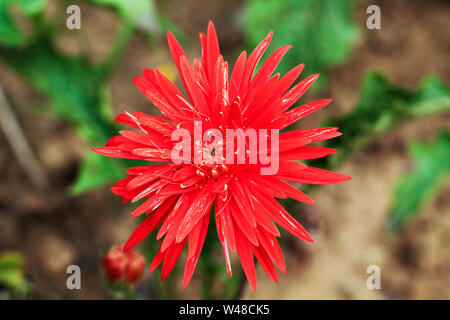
276, 45, 292, 53
260, 30, 273, 43
342, 174, 352, 181
183, 275, 193, 290
130, 209, 142, 217
132, 76, 145, 90
293, 63, 305, 71
298, 229, 314, 243
264, 31, 274, 42
183, 279, 190, 290
156, 233, 163, 241
330, 171, 352, 183
288, 63, 305, 75
303, 231, 314, 242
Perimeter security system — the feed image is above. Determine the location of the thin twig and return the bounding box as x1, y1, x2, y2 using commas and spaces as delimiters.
0, 86, 49, 190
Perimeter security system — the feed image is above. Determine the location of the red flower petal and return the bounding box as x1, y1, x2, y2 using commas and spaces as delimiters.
124, 195, 178, 252
235, 230, 257, 292
175, 189, 215, 243
277, 166, 352, 185
251, 243, 278, 283
253, 191, 313, 242
161, 239, 187, 281
183, 213, 210, 288
270, 99, 332, 129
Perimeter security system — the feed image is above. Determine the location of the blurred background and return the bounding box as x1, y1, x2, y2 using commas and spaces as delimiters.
0, 0, 449, 299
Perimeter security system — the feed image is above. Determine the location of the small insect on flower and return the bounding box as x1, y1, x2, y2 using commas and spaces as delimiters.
101, 245, 146, 285
93, 21, 351, 291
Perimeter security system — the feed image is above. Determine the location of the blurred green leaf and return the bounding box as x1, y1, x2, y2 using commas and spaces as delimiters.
0, 0, 27, 46
0, 3, 157, 195
71, 153, 124, 194
0, 251, 28, 293
157, 15, 185, 42
18, 0, 48, 16
0, 0, 48, 47
0, 38, 126, 193
325, 72, 450, 165
243, 0, 360, 85
0, 39, 116, 144
90, 0, 155, 25
389, 131, 450, 231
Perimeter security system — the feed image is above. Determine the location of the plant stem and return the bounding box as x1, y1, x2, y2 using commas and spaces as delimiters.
99, 21, 135, 82
0, 86, 49, 190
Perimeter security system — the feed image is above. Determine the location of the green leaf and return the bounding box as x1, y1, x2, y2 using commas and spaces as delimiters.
0, 39, 117, 144
0, 0, 27, 46
324, 72, 450, 165
389, 131, 450, 231
0, 0, 48, 47
70, 152, 124, 194
0, 38, 122, 193
18, 0, 48, 16
242, 0, 360, 85
0, 251, 28, 292
90, 0, 155, 25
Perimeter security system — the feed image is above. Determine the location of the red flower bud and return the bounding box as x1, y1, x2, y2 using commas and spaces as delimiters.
101, 245, 145, 285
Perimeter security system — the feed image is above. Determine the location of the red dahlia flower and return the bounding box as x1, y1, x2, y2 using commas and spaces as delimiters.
93, 22, 351, 291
